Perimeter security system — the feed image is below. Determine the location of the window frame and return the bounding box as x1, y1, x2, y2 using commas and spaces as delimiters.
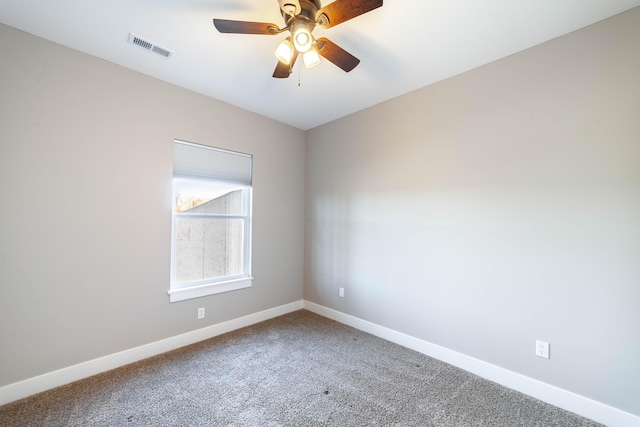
168, 141, 253, 303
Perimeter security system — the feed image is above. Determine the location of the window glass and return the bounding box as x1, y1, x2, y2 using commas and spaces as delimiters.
173, 179, 245, 215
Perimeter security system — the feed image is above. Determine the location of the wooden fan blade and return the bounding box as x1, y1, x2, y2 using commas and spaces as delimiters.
316, 38, 360, 72
273, 51, 299, 78
213, 19, 280, 35
316, 0, 383, 28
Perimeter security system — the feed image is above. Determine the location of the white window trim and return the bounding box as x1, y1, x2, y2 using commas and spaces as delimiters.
169, 140, 253, 303
168, 277, 253, 303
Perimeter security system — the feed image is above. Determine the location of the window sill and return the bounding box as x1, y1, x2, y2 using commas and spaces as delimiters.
168, 277, 252, 303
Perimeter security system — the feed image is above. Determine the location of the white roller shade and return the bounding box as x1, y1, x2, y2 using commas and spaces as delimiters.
173, 140, 252, 185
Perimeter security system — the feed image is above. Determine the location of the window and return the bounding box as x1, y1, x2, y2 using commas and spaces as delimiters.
169, 140, 252, 302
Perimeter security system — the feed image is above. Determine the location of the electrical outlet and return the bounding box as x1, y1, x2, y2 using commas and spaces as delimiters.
339, 287, 344, 297
535, 340, 549, 359
197, 307, 205, 320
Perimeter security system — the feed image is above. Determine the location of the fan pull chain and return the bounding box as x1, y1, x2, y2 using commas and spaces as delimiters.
297, 64, 301, 87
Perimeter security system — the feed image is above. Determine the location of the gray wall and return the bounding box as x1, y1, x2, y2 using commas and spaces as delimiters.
0, 23, 305, 387
305, 8, 640, 416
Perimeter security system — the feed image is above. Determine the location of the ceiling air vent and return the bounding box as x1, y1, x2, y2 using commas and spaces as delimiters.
127, 33, 174, 59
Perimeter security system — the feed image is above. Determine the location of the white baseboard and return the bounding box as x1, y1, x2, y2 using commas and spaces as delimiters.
303, 300, 640, 427
3, 299, 637, 426
0, 300, 303, 406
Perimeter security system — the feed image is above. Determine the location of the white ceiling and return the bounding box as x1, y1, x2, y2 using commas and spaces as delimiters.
1, 0, 639, 130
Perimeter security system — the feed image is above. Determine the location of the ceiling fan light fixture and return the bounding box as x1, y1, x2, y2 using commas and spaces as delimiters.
302, 48, 321, 69
292, 22, 313, 53
274, 37, 294, 65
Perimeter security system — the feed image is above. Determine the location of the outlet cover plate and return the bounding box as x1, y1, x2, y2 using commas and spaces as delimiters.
536, 340, 549, 358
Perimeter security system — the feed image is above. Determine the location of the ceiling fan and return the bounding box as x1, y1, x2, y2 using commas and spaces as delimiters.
213, 0, 383, 78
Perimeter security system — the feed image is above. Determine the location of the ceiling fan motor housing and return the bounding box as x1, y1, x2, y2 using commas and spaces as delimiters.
281, 0, 321, 23
278, 0, 300, 16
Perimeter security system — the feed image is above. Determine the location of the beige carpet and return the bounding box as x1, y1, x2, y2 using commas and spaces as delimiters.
0, 310, 602, 426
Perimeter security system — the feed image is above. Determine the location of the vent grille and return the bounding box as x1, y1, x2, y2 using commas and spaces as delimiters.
128, 33, 174, 59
